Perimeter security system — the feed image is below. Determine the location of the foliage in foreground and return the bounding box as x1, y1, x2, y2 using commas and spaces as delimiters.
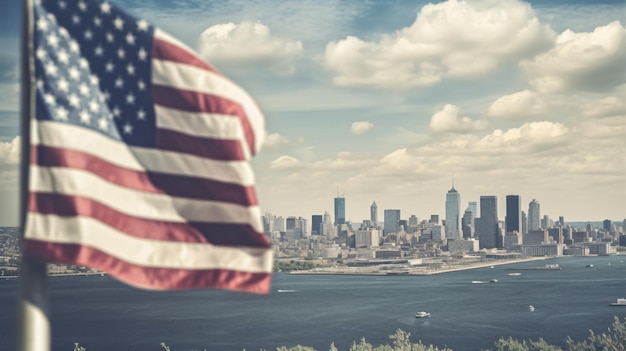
74, 317, 626, 351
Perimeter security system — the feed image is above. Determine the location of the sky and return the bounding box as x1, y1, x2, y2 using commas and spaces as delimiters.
0, 0, 625, 226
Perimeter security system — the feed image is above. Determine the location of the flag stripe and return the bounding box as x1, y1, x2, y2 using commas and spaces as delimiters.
152, 30, 220, 75
155, 105, 244, 140
31, 145, 258, 205
152, 84, 256, 157
24, 240, 271, 292
29, 193, 270, 247
156, 128, 246, 161
26, 213, 273, 271
30, 165, 264, 228
31, 121, 256, 185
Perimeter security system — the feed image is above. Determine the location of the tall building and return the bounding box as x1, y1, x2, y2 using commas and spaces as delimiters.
478, 196, 498, 249
321, 212, 336, 238
528, 199, 541, 231
311, 215, 323, 235
468, 201, 477, 218
370, 201, 378, 226
334, 196, 345, 225
505, 195, 521, 233
384, 209, 401, 235
462, 206, 475, 238
521, 211, 528, 234
445, 186, 461, 239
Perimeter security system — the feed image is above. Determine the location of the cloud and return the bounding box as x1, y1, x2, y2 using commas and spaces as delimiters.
199, 21, 303, 75
523, 21, 626, 93
270, 155, 301, 169
430, 104, 488, 133
0, 136, 20, 166
580, 96, 626, 118
477, 121, 569, 151
351, 121, 374, 135
263, 132, 288, 149
324, 0, 555, 89
487, 90, 548, 119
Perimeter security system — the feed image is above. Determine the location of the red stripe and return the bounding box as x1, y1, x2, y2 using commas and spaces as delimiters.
31, 145, 258, 206
152, 85, 256, 156
152, 37, 221, 75
29, 192, 271, 248
156, 128, 246, 161
23, 240, 271, 293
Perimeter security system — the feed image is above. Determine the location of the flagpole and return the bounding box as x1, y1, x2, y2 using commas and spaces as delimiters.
17, 0, 51, 350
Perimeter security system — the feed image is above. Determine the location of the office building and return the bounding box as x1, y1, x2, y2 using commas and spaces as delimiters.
384, 209, 401, 235
478, 196, 498, 249
521, 211, 527, 235
528, 199, 541, 231
505, 195, 521, 233
445, 186, 461, 239
370, 201, 378, 226
334, 196, 346, 225
462, 206, 475, 238
311, 215, 323, 235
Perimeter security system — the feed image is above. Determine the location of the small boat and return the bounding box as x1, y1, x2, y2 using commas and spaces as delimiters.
586, 264, 594, 268
415, 311, 431, 318
507, 272, 521, 276
490, 279, 498, 283
489, 266, 495, 269
277, 289, 296, 293
529, 305, 535, 312
610, 298, 626, 306
472, 280, 486, 284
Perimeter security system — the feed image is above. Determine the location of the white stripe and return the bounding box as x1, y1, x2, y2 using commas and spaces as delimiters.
25, 214, 273, 272
155, 105, 245, 141
151, 46, 265, 154
31, 120, 255, 186
30, 165, 263, 231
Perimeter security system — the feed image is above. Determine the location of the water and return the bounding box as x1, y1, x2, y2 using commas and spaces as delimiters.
1, 256, 625, 351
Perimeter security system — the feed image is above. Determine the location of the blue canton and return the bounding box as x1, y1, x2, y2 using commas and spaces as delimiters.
34, 0, 156, 147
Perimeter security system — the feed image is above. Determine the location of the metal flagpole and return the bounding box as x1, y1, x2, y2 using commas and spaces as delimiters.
17, 0, 51, 350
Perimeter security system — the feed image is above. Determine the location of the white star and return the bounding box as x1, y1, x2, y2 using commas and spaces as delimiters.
79, 58, 89, 69
125, 33, 135, 45
137, 19, 148, 31
137, 109, 146, 120
123, 122, 133, 134
105, 61, 115, 72
36, 48, 46, 60
68, 93, 80, 108
36, 18, 48, 31
115, 77, 124, 88
137, 48, 147, 61
47, 33, 59, 48
58, 1, 67, 9
117, 48, 125, 59
57, 50, 70, 65
79, 83, 90, 96
55, 106, 69, 121
126, 64, 135, 75
126, 93, 135, 104
44, 93, 56, 105
90, 75, 99, 86
112, 106, 121, 117
46, 13, 57, 24
100, 2, 111, 14
106, 32, 114, 42
102, 91, 110, 102
69, 40, 80, 53
95, 45, 104, 56
79, 110, 91, 124
114, 17, 124, 30
68, 66, 80, 80
98, 116, 109, 130
58, 27, 69, 38
89, 100, 99, 112
57, 77, 69, 92
137, 80, 145, 90
84, 29, 93, 40
78, 1, 87, 11
94, 17, 102, 27
72, 15, 81, 24
45, 62, 58, 76
36, 79, 44, 89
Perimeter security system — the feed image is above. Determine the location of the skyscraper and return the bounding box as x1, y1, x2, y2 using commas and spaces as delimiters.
384, 209, 401, 235
311, 215, 323, 235
445, 186, 461, 239
521, 211, 528, 234
478, 196, 498, 249
528, 199, 541, 231
462, 206, 475, 238
371, 201, 378, 226
505, 195, 521, 233
468, 201, 477, 218
334, 196, 346, 226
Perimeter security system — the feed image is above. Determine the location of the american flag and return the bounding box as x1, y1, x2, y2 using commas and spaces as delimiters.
23, 0, 273, 293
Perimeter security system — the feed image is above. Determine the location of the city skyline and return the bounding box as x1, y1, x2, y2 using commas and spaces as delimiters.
0, 0, 625, 225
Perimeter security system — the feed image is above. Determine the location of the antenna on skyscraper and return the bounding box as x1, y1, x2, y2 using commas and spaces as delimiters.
452, 173, 455, 189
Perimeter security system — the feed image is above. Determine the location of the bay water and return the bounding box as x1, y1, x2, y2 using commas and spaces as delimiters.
1, 255, 625, 351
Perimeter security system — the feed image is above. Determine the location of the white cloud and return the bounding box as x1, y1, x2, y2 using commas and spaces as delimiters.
199, 21, 303, 75
351, 121, 374, 135
523, 21, 626, 93
263, 132, 288, 149
430, 104, 487, 134
324, 0, 555, 89
0, 136, 20, 165
270, 155, 301, 169
579, 96, 626, 118
487, 90, 548, 119
477, 121, 568, 151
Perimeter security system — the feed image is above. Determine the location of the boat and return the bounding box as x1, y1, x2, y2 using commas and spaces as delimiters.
610, 298, 626, 306
472, 280, 486, 284
507, 272, 522, 276
529, 305, 535, 312
415, 311, 431, 318
490, 279, 498, 283
586, 264, 594, 268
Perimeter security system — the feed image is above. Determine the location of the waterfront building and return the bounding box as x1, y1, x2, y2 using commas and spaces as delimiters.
522, 243, 563, 257
445, 186, 461, 239
524, 229, 549, 246
355, 229, 381, 248
528, 199, 541, 231
505, 195, 521, 234
478, 196, 498, 249
548, 227, 564, 243
370, 201, 378, 227
311, 215, 323, 235
334, 196, 346, 225
448, 238, 479, 253
384, 209, 401, 235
